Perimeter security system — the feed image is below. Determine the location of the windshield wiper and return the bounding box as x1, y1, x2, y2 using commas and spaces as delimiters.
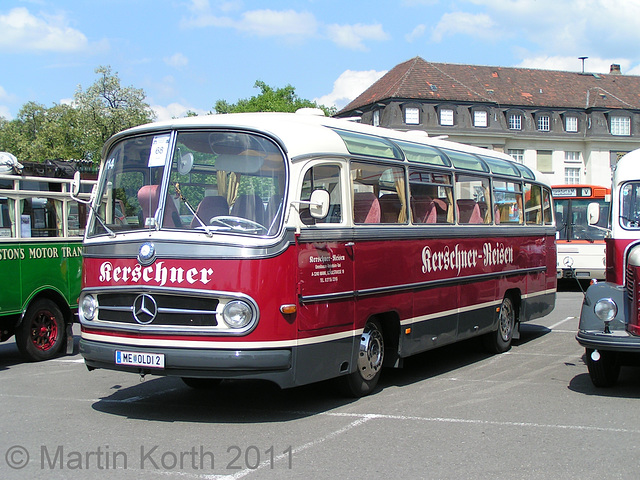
173, 183, 214, 237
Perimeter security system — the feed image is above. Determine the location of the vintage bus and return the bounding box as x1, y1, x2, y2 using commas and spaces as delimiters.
577, 148, 640, 387
553, 184, 610, 280
77, 112, 556, 396
0, 159, 94, 361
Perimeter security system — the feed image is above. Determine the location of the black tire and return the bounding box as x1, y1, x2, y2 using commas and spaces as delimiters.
15, 299, 66, 361
342, 319, 384, 397
585, 349, 620, 387
483, 295, 516, 354
181, 377, 222, 389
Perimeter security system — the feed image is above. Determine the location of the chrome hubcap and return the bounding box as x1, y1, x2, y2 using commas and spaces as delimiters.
357, 324, 384, 380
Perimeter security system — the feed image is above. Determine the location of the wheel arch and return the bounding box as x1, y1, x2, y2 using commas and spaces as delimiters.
20, 288, 74, 327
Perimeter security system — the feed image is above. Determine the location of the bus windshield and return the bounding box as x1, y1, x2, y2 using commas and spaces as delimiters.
88, 130, 287, 238
555, 198, 609, 241
621, 182, 640, 229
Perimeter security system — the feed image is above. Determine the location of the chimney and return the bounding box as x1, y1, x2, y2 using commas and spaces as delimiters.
610, 64, 621, 75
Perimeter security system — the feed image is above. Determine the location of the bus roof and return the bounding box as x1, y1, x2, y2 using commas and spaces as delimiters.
105, 111, 549, 184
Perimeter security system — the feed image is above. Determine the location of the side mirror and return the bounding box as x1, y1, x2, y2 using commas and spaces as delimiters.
178, 152, 194, 175
309, 189, 330, 219
71, 171, 81, 197
587, 202, 600, 225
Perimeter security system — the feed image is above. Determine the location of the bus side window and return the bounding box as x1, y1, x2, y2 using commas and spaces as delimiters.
525, 184, 543, 225
542, 188, 553, 224
455, 174, 491, 224
300, 164, 342, 225
0, 198, 14, 237
350, 162, 406, 224
493, 180, 523, 224
409, 169, 453, 224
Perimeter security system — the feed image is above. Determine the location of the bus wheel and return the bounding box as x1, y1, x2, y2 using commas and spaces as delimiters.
15, 299, 66, 361
342, 319, 384, 397
483, 296, 516, 354
585, 349, 620, 387
181, 378, 222, 389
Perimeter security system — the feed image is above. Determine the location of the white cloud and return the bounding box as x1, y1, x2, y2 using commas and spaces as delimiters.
325, 23, 389, 51
164, 53, 189, 69
0, 7, 88, 52
431, 12, 496, 43
152, 102, 210, 122
239, 10, 318, 37
405, 24, 426, 43
315, 69, 387, 110
0, 105, 12, 120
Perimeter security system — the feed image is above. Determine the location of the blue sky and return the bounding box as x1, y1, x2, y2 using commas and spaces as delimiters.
2, 0, 640, 122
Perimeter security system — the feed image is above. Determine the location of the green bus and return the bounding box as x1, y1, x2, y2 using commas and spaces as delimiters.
0, 160, 94, 361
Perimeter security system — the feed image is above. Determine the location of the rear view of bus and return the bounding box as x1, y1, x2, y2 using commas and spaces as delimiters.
79, 112, 556, 396
577, 148, 640, 386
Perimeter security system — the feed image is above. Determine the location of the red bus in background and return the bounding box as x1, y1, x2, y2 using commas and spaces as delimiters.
553, 184, 610, 280
77, 112, 556, 397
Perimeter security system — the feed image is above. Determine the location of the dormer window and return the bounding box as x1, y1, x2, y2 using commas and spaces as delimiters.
439, 108, 454, 126
610, 115, 631, 136
473, 110, 488, 127
537, 114, 550, 132
565, 116, 578, 132
405, 107, 420, 125
508, 113, 522, 130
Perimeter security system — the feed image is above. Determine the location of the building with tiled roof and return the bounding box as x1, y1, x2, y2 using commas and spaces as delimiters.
336, 56, 640, 186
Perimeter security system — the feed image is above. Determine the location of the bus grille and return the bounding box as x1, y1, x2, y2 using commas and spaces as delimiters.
627, 263, 635, 302
96, 292, 219, 327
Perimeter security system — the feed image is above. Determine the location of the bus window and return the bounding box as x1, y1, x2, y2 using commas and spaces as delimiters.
621, 182, 640, 228
543, 188, 553, 224
408, 169, 453, 224
350, 162, 406, 224
525, 184, 543, 225
493, 180, 523, 224
0, 198, 14, 237
300, 164, 342, 225
21, 197, 62, 237
455, 174, 491, 224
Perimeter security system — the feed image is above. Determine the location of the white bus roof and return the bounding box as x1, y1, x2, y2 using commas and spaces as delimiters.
106, 112, 548, 184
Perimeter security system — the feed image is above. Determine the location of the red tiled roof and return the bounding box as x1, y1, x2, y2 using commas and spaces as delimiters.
339, 56, 640, 113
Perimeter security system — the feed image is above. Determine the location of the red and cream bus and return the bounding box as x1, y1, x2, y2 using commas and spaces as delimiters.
77, 112, 556, 396
553, 184, 610, 280
577, 148, 640, 386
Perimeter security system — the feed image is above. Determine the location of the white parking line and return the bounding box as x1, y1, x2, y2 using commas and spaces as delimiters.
548, 316, 577, 330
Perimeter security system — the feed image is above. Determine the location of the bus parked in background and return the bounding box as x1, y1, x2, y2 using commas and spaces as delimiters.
577, 148, 640, 386
77, 112, 556, 397
0, 157, 94, 361
553, 185, 610, 280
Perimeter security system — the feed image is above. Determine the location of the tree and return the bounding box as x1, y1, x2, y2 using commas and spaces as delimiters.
214, 80, 336, 116
74, 65, 155, 161
0, 65, 154, 163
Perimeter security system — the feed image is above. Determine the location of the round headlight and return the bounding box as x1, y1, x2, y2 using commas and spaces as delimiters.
81, 294, 98, 321
594, 298, 617, 322
222, 300, 253, 329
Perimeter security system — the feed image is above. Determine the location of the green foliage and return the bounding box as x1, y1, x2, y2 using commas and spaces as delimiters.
214, 80, 337, 116
0, 65, 154, 164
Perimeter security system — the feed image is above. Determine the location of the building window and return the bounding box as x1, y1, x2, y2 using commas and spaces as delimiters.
440, 108, 454, 126
610, 116, 630, 136
405, 107, 420, 125
508, 114, 522, 130
565, 151, 581, 162
537, 150, 553, 173
565, 116, 578, 132
372, 110, 380, 127
537, 115, 550, 132
508, 149, 524, 163
565, 167, 581, 184
474, 111, 488, 127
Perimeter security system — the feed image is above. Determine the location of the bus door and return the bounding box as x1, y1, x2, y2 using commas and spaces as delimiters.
296, 164, 354, 332
0, 197, 22, 317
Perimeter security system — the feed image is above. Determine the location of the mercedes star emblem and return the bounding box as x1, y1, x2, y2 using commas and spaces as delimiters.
132, 294, 158, 324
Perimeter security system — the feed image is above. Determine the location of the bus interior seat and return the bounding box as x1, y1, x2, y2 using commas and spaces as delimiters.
353, 192, 381, 224
191, 195, 229, 227
138, 184, 182, 228
231, 194, 266, 226
411, 196, 434, 224
379, 194, 402, 223
457, 199, 482, 224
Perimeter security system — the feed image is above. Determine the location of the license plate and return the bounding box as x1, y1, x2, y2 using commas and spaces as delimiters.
115, 350, 165, 368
